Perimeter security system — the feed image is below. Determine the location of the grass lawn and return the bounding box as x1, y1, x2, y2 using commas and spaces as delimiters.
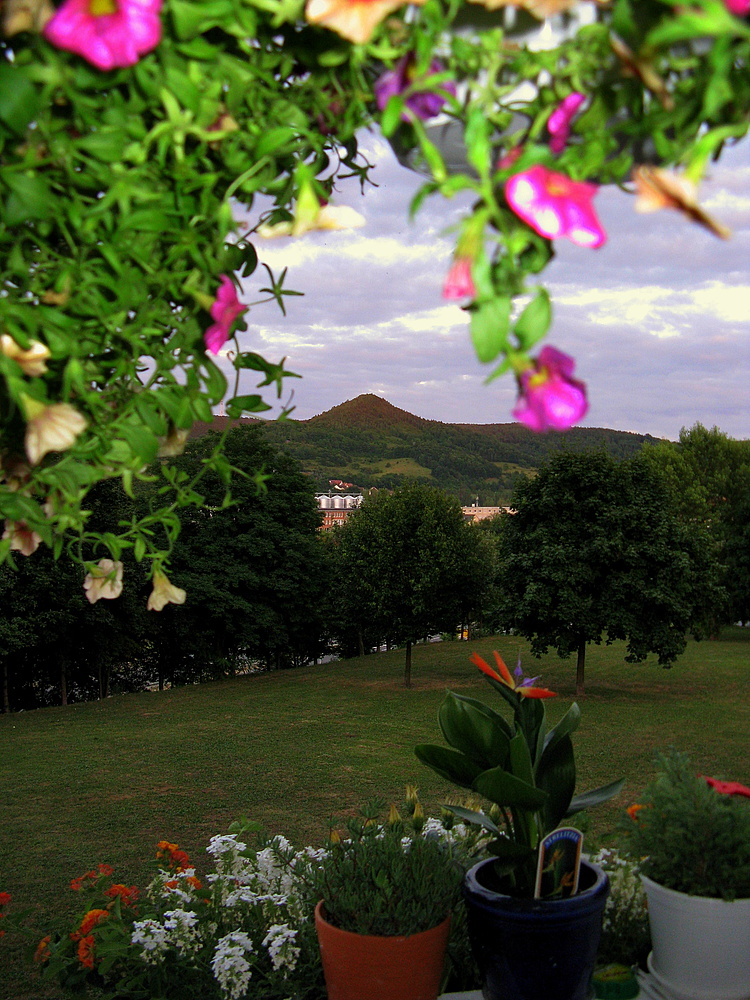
1, 629, 749, 998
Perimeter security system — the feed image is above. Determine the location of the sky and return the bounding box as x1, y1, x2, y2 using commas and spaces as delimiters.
229, 134, 750, 442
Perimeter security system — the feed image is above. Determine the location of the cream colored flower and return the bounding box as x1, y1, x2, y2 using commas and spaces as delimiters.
83, 559, 124, 604
156, 427, 190, 457
2, 519, 42, 556
633, 166, 731, 240
147, 570, 187, 611
465, 0, 600, 15
2, 0, 54, 35
24, 402, 87, 465
258, 203, 366, 239
1, 334, 51, 376
305, 0, 423, 45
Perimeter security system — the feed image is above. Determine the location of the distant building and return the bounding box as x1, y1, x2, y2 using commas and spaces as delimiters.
461, 504, 513, 523
315, 492, 363, 530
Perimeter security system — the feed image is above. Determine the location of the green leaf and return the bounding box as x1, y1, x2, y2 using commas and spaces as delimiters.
541, 702, 581, 759
0, 64, 40, 134
414, 743, 484, 790
535, 733, 576, 834
380, 96, 406, 139
442, 804, 500, 834
169, 0, 234, 37
464, 107, 491, 178
508, 732, 534, 787
566, 779, 625, 817
3, 174, 53, 225
470, 296, 511, 364
514, 288, 552, 351
472, 766, 548, 810
255, 127, 299, 158
437, 691, 512, 768
225, 395, 272, 417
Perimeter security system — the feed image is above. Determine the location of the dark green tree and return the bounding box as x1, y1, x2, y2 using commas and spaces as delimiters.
641, 424, 750, 626
149, 425, 330, 675
495, 451, 722, 694
335, 483, 486, 686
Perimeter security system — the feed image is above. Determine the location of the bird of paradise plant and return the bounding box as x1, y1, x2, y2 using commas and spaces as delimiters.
415, 650, 623, 896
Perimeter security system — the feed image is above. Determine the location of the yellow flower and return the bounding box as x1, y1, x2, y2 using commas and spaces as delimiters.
2, 519, 42, 556
305, 0, 424, 44
23, 399, 87, 465
1, 0, 54, 36
1, 334, 51, 376
83, 559, 124, 604
147, 570, 187, 611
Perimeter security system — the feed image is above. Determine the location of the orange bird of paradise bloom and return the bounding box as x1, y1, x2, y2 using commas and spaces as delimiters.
470, 651, 557, 698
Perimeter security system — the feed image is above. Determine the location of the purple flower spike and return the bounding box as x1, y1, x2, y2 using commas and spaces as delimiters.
513, 345, 588, 433
375, 54, 456, 123
506, 165, 606, 248
43, 0, 163, 71
548, 92, 585, 154
204, 276, 246, 355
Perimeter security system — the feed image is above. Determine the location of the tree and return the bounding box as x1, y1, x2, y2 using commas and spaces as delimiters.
147, 425, 330, 675
495, 451, 722, 695
641, 424, 750, 626
335, 483, 486, 686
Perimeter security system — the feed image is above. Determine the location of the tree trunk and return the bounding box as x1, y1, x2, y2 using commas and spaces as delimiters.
2, 659, 9, 714
404, 640, 412, 688
357, 629, 365, 658
576, 639, 586, 697
158, 665, 164, 691
60, 659, 68, 706
98, 662, 104, 701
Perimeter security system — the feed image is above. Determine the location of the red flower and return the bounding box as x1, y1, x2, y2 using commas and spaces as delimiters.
77, 934, 96, 970
703, 776, 750, 798
34, 936, 52, 964
104, 883, 139, 906
72, 908, 109, 940
506, 165, 606, 248
0, 892, 11, 907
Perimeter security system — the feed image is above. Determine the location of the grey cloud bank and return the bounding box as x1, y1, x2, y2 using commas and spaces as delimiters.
231, 136, 749, 442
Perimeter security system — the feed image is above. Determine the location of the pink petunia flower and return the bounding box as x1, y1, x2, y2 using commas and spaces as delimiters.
374, 55, 456, 123
723, 0, 750, 14
43, 0, 162, 72
506, 165, 606, 248
442, 257, 475, 300
548, 92, 585, 154
204, 275, 246, 355
513, 345, 588, 433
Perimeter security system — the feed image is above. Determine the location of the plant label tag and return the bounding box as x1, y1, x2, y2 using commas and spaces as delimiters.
534, 827, 584, 899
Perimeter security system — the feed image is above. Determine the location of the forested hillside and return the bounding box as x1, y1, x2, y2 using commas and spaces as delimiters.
193, 395, 663, 504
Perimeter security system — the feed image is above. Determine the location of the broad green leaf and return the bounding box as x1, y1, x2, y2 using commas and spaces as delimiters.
514, 288, 552, 351
472, 766, 548, 810
542, 703, 581, 759
442, 804, 500, 834
470, 296, 511, 364
414, 743, 484, 790
4, 174, 53, 225
464, 107, 491, 177
508, 732, 534, 787
566, 779, 625, 817
225, 395, 272, 417
0, 64, 40, 134
535, 733, 576, 834
438, 691, 512, 767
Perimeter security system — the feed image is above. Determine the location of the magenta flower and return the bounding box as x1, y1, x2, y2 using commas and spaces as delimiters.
506, 165, 606, 248
442, 257, 475, 300
723, 0, 750, 14
548, 93, 585, 154
204, 276, 246, 355
43, 0, 162, 72
513, 345, 588, 433
374, 55, 456, 122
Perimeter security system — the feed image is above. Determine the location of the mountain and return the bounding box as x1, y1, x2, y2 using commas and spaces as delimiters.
193, 395, 663, 505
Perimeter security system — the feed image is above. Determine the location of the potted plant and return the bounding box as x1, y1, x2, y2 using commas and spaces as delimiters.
415, 650, 624, 1000
299, 801, 465, 1000
622, 749, 750, 1000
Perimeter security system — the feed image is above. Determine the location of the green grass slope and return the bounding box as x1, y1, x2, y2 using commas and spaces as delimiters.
2, 630, 748, 998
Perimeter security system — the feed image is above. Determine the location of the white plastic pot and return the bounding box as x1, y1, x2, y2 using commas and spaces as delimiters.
641, 874, 750, 1000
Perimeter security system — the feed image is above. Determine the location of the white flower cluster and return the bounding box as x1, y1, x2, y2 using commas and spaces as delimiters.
589, 847, 648, 935
263, 923, 301, 973
131, 908, 203, 964
211, 931, 255, 1000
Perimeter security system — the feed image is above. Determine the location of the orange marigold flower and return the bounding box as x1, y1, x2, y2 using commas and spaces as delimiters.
163, 879, 179, 890
34, 935, 52, 963
156, 840, 179, 856
97, 864, 114, 876
626, 803, 646, 820
185, 875, 202, 889
77, 934, 96, 970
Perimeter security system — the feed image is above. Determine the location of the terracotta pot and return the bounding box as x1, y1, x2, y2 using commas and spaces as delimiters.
314, 899, 451, 1000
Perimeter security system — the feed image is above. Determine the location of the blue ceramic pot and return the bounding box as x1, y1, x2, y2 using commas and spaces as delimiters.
463, 857, 609, 1000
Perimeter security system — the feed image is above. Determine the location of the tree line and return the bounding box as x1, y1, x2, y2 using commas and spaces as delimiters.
1, 423, 748, 711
